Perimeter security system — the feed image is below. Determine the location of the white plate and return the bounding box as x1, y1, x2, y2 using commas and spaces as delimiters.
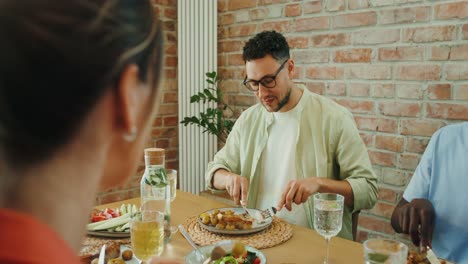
185, 240, 266, 264
198, 207, 272, 235
87, 230, 130, 238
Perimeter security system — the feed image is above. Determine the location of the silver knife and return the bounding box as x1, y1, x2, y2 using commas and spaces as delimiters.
426, 246, 441, 264
98, 244, 106, 264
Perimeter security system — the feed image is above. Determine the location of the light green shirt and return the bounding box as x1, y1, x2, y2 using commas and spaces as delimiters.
206, 85, 378, 240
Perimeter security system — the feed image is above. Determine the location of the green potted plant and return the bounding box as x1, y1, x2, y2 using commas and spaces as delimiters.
180, 71, 235, 144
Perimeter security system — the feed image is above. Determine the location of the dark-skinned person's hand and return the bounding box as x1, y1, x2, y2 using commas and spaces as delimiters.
391, 198, 435, 248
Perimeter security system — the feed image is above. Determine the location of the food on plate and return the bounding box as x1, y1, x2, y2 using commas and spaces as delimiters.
87, 203, 139, 232
206, 242, 261, 264
210, 246, 227, 261
407, 251, 447, 264
200, 209, 253, 230
121, 249, 133, 261
79, 240, 121, 264
107, 258, 125, 264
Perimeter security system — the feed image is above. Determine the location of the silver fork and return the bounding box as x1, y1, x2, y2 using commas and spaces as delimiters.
240, 199, 251, 217
260, 207, 277, 219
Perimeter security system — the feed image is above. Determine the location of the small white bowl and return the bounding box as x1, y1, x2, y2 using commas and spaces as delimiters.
185, 240, 267, 264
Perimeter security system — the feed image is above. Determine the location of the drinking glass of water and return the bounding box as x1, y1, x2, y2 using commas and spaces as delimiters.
363, 239, 408, 264
166, 169, 177, 202
130, 210, 165, 263
313, 193, 344, 264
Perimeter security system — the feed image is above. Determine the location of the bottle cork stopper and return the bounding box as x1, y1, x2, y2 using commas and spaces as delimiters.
144, 148, 165, 157
144, 148, 165, 166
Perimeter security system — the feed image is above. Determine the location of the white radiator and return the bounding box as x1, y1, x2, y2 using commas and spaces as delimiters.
178, 0, 218, 194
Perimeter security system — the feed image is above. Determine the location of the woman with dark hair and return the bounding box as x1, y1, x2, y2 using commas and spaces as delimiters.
0, 1, 180, 263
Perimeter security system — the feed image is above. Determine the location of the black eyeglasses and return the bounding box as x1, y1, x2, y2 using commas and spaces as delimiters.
243, 59, 288, 92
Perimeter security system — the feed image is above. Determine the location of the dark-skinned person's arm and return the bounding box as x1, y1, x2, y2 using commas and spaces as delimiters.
392, 126, 441, 249
391, 198, 435, 248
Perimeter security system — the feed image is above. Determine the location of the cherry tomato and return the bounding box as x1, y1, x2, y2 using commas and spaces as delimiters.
253, 257, 261, 264
91, 215, 107, 222
110, 211, 119, 218
105, 208, 120, 218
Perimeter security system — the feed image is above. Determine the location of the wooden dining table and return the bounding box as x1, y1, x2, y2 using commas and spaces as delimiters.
96, 190, 365, 264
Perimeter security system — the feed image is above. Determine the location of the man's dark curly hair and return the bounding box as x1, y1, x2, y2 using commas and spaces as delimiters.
242, 31, 290, 62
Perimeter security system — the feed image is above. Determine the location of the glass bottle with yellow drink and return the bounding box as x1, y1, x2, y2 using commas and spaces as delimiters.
140, 148, 171, 242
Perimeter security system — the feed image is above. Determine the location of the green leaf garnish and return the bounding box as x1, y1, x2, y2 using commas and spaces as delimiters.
368, 253, 389, 263
145, 168, 168, 187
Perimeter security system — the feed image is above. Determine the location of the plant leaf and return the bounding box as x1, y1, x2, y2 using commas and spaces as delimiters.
206, 71, 216, 79
190, 95, 200, 103
182, 71, 235, 140
203, 89, 216, 101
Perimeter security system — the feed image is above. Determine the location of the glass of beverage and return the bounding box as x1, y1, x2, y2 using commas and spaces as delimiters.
313, 193, 344, 264
363, 239, 408, 264
166, 169, 177, 202
130, 210, 165, 262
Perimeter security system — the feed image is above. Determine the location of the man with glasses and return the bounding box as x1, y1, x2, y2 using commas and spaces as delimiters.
205, 31, 377, 240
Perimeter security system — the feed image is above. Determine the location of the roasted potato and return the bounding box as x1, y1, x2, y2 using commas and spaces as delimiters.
200, 209, 254, 230
201, 215, 210, 225
121, 249, 133, 261
232, 241, 246, 258
210, 215, 218, 225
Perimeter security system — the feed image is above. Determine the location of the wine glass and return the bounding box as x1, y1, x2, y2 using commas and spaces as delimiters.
313, 193, 344, 264
165, 169, 179, 238
130, 210, 165, 263
166, 169, 177, 202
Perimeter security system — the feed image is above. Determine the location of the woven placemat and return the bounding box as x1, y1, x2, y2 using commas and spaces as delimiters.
182, 216, 293, 249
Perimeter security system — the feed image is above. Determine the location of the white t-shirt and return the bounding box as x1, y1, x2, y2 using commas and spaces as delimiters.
255, 105, 309, 227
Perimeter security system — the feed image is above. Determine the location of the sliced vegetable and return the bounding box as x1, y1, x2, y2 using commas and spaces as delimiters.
87, 204, 139, 232
90, 213, 131, 231
127, 204, 132, 215
145, 168, 168, 187
121, 222, 130, 230
120, 204, 127, 214
214, 256, 237, 264
91, 215, 107, 223
87, 213, 130, 230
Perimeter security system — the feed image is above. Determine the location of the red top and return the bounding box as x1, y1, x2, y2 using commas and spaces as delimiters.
0, 208, 80, 264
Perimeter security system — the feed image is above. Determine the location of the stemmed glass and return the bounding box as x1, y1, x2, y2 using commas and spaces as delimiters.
166, 169, 179, 237
313, 193, 344, 264
130, 210, 165, 263
167, 169, 177, 202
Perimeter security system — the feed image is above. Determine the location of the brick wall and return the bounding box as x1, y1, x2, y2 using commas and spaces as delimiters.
217, 0, 468, 243
95, 0, 178, 205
